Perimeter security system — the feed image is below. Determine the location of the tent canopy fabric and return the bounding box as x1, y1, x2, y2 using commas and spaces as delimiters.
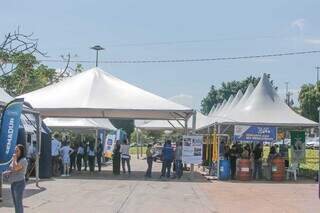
225, 74, 317, 126
136, 111, 208, 131
19, 68, 193, 120
44, 118, 117, 130
197, 74, 317, 130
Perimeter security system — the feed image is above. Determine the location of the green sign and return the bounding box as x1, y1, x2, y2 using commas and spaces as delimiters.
290, 131, 306, 162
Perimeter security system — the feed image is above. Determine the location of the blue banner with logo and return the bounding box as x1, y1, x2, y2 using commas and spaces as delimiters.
234, 125, 276, 142
0, 98, 24, 172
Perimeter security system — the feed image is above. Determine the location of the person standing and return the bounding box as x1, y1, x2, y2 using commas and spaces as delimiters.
87, 143, 96, 174
69, 143, 77, 173
120, 139, 131, 175
253, 143, 263, 180
51, 134, 61, 176
112, 140, 121, 175
174, 141, 183, 179
96, 138, 103, 172
229, 144, 237, 180
145, 144, 154, 178
60, 142, 74, 177
83, 142, 88, 171
161, 140, 174, 179
76, 144, 84, 172
3, 145, 28, 213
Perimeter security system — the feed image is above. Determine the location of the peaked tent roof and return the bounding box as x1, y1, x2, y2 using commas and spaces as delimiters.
226, 74, 317, 126
208, 105, 216, 117
19, 68, 193, 120
136, 111, 208, 131
216, 95, 234, 117
232, 83, 254, 112
210, 103, 221, 117
44, 118, 116, 130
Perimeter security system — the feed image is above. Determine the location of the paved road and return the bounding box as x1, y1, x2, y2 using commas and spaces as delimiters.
1, 157, 319, 213
0, 158, 216, 213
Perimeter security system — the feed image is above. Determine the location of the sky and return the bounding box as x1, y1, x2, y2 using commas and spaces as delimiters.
1, 0, 320, 110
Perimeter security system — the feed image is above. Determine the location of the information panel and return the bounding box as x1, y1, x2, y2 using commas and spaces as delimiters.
182, 135, 203, 164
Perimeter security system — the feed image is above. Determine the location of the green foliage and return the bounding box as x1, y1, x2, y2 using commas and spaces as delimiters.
200, 76, 260, 114
298, 83, 320, 122
110, 119, 135, 139
0, 52, 57, 96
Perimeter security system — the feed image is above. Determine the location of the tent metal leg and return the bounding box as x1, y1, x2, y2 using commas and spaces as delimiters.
136, 128, 139, 159
35, 114, 42, 188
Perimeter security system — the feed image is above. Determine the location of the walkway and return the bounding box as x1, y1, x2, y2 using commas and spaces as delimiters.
1, 157, 319, 213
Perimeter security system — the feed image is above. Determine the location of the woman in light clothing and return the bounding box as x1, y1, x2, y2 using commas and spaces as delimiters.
3, 144, 28, 213
120, 140, 131, 174
60, 142, 74, 176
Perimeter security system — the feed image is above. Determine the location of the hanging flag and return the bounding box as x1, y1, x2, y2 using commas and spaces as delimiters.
0, 98, 24, 172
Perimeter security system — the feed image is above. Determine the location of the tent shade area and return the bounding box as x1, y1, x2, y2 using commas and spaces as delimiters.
136, 111, 208, 131
44, 118, 116, 130
19, 68, 193, 121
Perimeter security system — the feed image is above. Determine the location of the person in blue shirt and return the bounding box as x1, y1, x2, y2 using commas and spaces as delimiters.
160, 140, 174, 179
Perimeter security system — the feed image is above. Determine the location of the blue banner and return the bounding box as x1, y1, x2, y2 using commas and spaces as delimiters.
0, 99, 24, 172
97, 129, 106, 143
234, 125, 276, 142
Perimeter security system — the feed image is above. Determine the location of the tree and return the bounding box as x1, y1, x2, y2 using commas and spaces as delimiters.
0, 29, 84, 96
201, 76, 260, 114
298, 83, 320, 122
110, 119, 135, 139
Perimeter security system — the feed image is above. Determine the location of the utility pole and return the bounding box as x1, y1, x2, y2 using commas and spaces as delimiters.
285, 82, 290, 105
316, 66, 320, 84
90, 45, 104, 67
285, 82, 294, 107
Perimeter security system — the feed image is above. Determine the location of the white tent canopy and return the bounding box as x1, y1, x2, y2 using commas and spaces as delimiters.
225, 74, 317, 126
44, 118, 116, 130
197, 75, 317, 130
19, 68, 193, 120
136, 111, 208, 131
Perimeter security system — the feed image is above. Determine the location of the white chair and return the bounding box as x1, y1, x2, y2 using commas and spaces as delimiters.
286, 162, 299, 181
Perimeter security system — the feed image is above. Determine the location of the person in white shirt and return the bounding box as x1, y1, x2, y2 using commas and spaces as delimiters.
120, 139, 131, 174
51, 134, 62, 176
60, 142, 74, 176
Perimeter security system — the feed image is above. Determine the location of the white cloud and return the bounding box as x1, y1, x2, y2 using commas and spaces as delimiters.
304, 38, 320, 45
291, 18, 305, 32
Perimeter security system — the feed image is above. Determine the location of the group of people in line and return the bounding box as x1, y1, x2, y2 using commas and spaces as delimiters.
51, 134, 104, 177
221, 141, 284, 180
145, 140, 183, 179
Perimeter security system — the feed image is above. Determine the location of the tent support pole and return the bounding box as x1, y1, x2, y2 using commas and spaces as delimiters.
136, 128, 139, 159
140, 136, 143, 158
217, 124, 221, 180
35, 114, 42, 188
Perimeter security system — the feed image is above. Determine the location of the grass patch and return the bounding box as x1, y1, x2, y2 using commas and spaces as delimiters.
130, 146, 147, 155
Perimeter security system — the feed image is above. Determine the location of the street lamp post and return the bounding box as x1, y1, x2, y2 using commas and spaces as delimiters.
90, 45, 105, 67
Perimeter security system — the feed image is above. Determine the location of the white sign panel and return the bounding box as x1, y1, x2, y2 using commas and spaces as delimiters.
182, 135, 203, 164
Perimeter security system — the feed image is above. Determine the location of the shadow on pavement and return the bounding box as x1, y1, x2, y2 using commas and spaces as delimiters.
0, 187, 46, 208
56, 170, 209, 183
